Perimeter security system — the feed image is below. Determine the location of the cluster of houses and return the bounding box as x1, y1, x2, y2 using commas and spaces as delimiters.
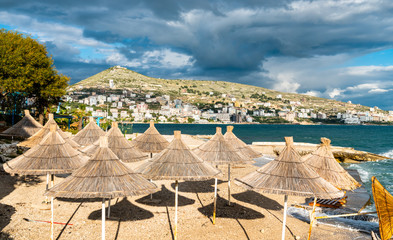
65, 88, 392, 124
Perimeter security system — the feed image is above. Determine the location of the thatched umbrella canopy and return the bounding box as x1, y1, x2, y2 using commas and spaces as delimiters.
135, 131, 220, 240
133, 120, 169, 155
235, 137, 343, 240
372, 176, 393, 240
81, 122, 148, 162
224, 125, 262, 159
3, 124, 87, 176
304, 137, 360, 191
45, 136, 158, 240
18, 113, 79, 149
1, 110, 42, 138
193, 127, 253, 208
72, 117, 105, 146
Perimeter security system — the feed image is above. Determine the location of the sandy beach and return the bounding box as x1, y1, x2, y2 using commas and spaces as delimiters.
0, 161, 369, 240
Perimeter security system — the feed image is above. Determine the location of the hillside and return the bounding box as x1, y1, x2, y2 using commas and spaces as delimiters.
69, 66, 370, 114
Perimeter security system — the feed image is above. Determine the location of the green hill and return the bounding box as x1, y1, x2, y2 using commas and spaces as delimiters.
69, 66, 371, 114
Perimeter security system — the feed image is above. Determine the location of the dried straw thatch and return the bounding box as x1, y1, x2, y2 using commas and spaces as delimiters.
3, 125, 87, 175
133, 120, 169, 153
372, 176, 393, 240
1, 110, 42, 138
304, 138, 360, 190
135, 131, 221, 180
235, 137, 344, 199
45, 136, 158, 199
18, 113, 79, 148
72, 117, 105, 146
224, 126, 262, 159
81, 122, 148, 162
193, 127, 253, 165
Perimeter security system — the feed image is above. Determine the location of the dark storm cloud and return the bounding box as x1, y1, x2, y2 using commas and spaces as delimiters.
3, 0, 393, 109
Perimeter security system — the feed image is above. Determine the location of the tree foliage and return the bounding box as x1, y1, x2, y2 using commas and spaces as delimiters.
0, 29, 69, 114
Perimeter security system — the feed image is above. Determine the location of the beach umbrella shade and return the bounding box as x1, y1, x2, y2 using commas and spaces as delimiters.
133, 120, 170, 156
193, 126, 252, 222
135, 131, 221, 240
224, 125, 262, 159
18, 113, 79, 149
304, 137, 360, 191
372, 176, 393, 240
81, 122, 148, 162
45, 136, 158, 240
3, 124, 87, 203
72, 116, 105, 146
1, 110, 43, 138
235, 137, 344, 240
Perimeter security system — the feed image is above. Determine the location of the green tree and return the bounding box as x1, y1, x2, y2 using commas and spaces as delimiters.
0, 29, 69, 122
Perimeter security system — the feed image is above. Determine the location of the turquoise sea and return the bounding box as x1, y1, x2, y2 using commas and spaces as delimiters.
133, 123, 393, 194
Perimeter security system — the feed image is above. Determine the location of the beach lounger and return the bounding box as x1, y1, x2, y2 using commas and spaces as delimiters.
308, 196, 347, 208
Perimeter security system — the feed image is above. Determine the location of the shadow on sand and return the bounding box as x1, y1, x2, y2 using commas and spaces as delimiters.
232, 190, 283, 210
169, 179, 225, 193
136, 185, 195, 207
88, 198, 154, 221
198, 195, 265, 220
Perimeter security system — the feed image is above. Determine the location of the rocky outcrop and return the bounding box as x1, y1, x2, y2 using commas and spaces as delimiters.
251, 142, 388, 163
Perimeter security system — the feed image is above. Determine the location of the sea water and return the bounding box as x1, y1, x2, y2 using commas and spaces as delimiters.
133, 123, 393, 232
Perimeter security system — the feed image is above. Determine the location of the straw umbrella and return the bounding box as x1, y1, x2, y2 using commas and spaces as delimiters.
18, 113, 79, 149
82, 122, 148, 162
1, 110, 42, 138
135, 131, 220, 240
3, 124, 87, 203
133, 120, 169, 157
235, 137, 344, 240
193, 127, 253, 225
72, 116, 105, 146
304, 137, 360, 191
224, 125, 262, 159
45, 136, 158, 240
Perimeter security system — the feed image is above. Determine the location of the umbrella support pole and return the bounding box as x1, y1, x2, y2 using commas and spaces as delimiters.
102, 198, 105, 240
307, 197, 317, 240
174, 180, 178, 240
45, 173, 49, 203
228, 164, 231, 206
213, 178, 218, 225
51, 197, 54, 240
51, 174, 54, 188
150, 179, 154, 200
107, 199, 111, 218
281, 195, 288, 240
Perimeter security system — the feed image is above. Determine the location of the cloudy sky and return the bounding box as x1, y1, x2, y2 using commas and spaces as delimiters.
2, 0, 393, 109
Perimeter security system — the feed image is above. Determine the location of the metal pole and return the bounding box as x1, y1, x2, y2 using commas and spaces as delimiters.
175, 180, 178, 240
107, 199, 111, 218
150, 179, 153, 200
228, 164, 231, 206
307, 197, 317, 240
281, 195, 288, 240
51, 197, 54, 240
213, 178, 218, 225
51, 174, 54, 188
102, 198, 105, 240
315, 211, 377, 220
45, 173, 49, 203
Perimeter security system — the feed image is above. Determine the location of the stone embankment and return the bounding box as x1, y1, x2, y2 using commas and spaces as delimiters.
251, 142, 389, 163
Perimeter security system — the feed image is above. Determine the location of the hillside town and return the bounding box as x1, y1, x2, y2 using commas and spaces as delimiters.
65, 80, 393, 125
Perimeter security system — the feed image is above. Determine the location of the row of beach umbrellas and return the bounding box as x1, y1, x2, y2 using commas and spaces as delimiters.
1, 112, 360, 240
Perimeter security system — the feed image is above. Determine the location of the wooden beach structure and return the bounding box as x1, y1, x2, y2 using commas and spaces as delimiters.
133, 120, 169, 157
304, 138, 360, 191
3, 124, 87, 203
1, 110, 42, 138
81, 122, 148, 162
193, 127, 253, 224
372, 176, 393, 240
223, 125, 262, 159
72, 116, 105, 146
135, 131, 220, 240
18, 113, 79, 149
235, 137, 343, 240
45, 136, 158, 240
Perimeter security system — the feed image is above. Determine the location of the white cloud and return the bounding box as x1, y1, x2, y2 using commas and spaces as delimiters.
141, 49, 194, 68
328, 88, 345, 98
